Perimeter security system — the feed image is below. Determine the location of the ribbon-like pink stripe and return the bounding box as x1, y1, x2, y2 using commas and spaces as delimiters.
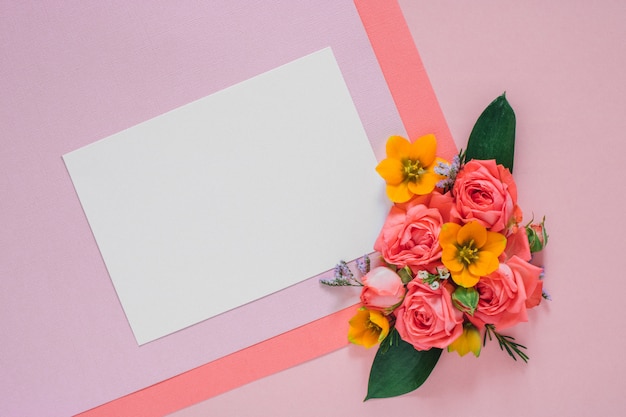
355, 0, 456, 160
75, 306, 357, 417
75, 0, 457, 415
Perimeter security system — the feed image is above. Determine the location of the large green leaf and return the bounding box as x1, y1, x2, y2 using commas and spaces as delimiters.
364, 330, 442, 400
464, 93, 516, 172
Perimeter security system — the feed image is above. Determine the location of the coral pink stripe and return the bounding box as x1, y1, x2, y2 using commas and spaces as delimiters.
354, 0, 457, 160
75, 306, 357, 417
75, 1, 457, 415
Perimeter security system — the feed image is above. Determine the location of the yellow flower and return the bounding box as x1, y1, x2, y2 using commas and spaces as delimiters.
347, 308, 390, 349
439, 221, 506, 288
448, 323, 482, 357
375, 134, 447, 203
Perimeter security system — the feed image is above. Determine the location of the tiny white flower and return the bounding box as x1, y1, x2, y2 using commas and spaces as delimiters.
437, 266, 450, 279
418, 270, 429, 280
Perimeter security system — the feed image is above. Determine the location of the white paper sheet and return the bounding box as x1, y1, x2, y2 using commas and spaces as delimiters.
63, 48, 387, 345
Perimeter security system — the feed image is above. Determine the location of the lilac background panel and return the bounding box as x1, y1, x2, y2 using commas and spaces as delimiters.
0, 1, 403, 416
169, 1, 626, 416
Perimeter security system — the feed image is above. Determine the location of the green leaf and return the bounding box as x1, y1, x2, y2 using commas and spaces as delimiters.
365, 329, 442, 400
465, 93, 516, 172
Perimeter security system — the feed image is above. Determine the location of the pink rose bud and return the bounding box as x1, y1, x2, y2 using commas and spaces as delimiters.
526, 216, 548, 253
360, 267, 406, 313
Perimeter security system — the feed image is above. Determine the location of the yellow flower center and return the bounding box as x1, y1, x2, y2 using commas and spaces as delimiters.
439, 221, 507, 288
367, 320, 383, 333
402, 158, 426, 182
457, 240, 479, 266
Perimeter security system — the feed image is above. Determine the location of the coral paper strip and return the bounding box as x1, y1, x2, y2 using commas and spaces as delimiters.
75, 0, 456, 415
354, 0, 457, 161
75, 306, 356, 417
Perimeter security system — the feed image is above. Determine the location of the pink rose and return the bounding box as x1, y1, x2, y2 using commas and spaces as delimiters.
360, 267, 406, 312
502, 226, 531, 262
470, 256, 543, 330
374, 192, 454, 273
394, 279, 463, 350
451, 159, 520, 233
525, 279, 544, 309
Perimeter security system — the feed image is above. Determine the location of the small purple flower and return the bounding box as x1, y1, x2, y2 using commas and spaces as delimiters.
356, 254, 371, 275
435, 154, 461, 190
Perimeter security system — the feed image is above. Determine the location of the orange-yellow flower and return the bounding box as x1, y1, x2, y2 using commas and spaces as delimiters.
439, 221, 506, 287
448, 323, 482, 357
347, 308, 390, 349
375, 134, 447, 203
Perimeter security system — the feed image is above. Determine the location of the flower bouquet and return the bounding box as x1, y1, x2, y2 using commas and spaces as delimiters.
322, 94, 549, 400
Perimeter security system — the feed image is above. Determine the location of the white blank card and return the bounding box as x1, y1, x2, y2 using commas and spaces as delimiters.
63, 48, 387, 345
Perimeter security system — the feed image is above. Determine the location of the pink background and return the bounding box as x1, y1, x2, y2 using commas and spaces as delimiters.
2, 0, 626, 416
171, 1, 626, 416
1, 2, 401, 416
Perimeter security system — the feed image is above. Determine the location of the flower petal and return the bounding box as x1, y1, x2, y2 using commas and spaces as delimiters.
439, 222, 462, 247
385, 182, 413, 203
408, 134, 437, 167
348, 309, 369, 328
442, 248, 464, 273
362, 330, 382, 348
441, 256, 465, 273
347, 309, 389, 349
407, 170, 438, 195
458, 221, 487, 247
349, 328, 379, 349
452, 267, 480, 288
469, 250, 499, 276
385, 135, 411, 160
348, 310, 374, 347
482, 231, 507, 256
466, 330, 482, 356
375, 158, 404, 185
449, 324, 482, 357
448, 333, 470, 356
368, 310, 390, 340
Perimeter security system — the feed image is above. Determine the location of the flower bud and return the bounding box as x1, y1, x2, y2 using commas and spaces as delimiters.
451, 286, 479, 316
526, 216, 548, 253
347, 308, 390, 349
360, 267, 406, 313
448, 323, 482, 357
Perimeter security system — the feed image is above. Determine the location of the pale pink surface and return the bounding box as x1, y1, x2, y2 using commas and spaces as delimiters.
4, 0, 626, 416
75, 2, 448, 415
0, 2, 402, 416
169, 1, 626, 416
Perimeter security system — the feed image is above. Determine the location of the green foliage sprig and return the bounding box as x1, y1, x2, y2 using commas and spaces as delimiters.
483, 324, 529, 363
